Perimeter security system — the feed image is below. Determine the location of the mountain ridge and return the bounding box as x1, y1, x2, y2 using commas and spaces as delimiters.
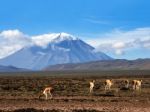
0, 65, 29, 72
43, 59, 150, 71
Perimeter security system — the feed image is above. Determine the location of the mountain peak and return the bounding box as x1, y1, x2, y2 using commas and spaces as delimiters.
59, 32, 73, 38
32, 32, 78, 47
52, 32, 77, 43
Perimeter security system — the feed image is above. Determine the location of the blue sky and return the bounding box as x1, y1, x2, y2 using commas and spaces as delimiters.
0, 0, 150, 59
0, 0, 150, 35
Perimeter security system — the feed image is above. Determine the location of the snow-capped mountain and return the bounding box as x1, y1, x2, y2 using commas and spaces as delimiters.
0, 33, 112, 70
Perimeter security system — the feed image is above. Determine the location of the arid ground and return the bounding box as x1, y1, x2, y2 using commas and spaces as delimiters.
0, 70, 150, 112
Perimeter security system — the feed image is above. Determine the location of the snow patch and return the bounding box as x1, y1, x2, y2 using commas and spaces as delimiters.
37, 52, 46, 55
31, 32, 77, 47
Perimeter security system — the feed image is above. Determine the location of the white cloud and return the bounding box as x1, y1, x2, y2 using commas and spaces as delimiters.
112, 42, 125, 49
31, 33, 59, 48
112, 42, 126, 55
0, 29, 31, 59
115, 49, 124, 55
86, 27, 150, 55
31, 32, 76, 48
0, 30, 24, 39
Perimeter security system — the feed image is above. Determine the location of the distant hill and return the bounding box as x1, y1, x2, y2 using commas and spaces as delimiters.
0, 65, 29, 72
44, 59, 150, 71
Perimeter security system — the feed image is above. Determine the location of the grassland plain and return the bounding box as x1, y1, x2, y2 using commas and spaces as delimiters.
0, 70, 150, 112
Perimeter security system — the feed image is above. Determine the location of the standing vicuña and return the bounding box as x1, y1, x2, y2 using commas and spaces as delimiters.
89, 80, 95, 93
105, 79, 113, 91
124, 79, 129, 89
132, 80, 142, 91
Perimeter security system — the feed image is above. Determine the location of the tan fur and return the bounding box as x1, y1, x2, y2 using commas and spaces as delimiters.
124, 79, 129, 88
89, 80, 95, 93
105, 79, 113, 91
132, 80, 142, 91
135, 80, 142, 91
39, 87, 53, 100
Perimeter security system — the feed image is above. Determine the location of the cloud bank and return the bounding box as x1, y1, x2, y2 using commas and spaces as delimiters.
86, 27, 150, 56
0, 30, 31, 59
0, 28, 150, 59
